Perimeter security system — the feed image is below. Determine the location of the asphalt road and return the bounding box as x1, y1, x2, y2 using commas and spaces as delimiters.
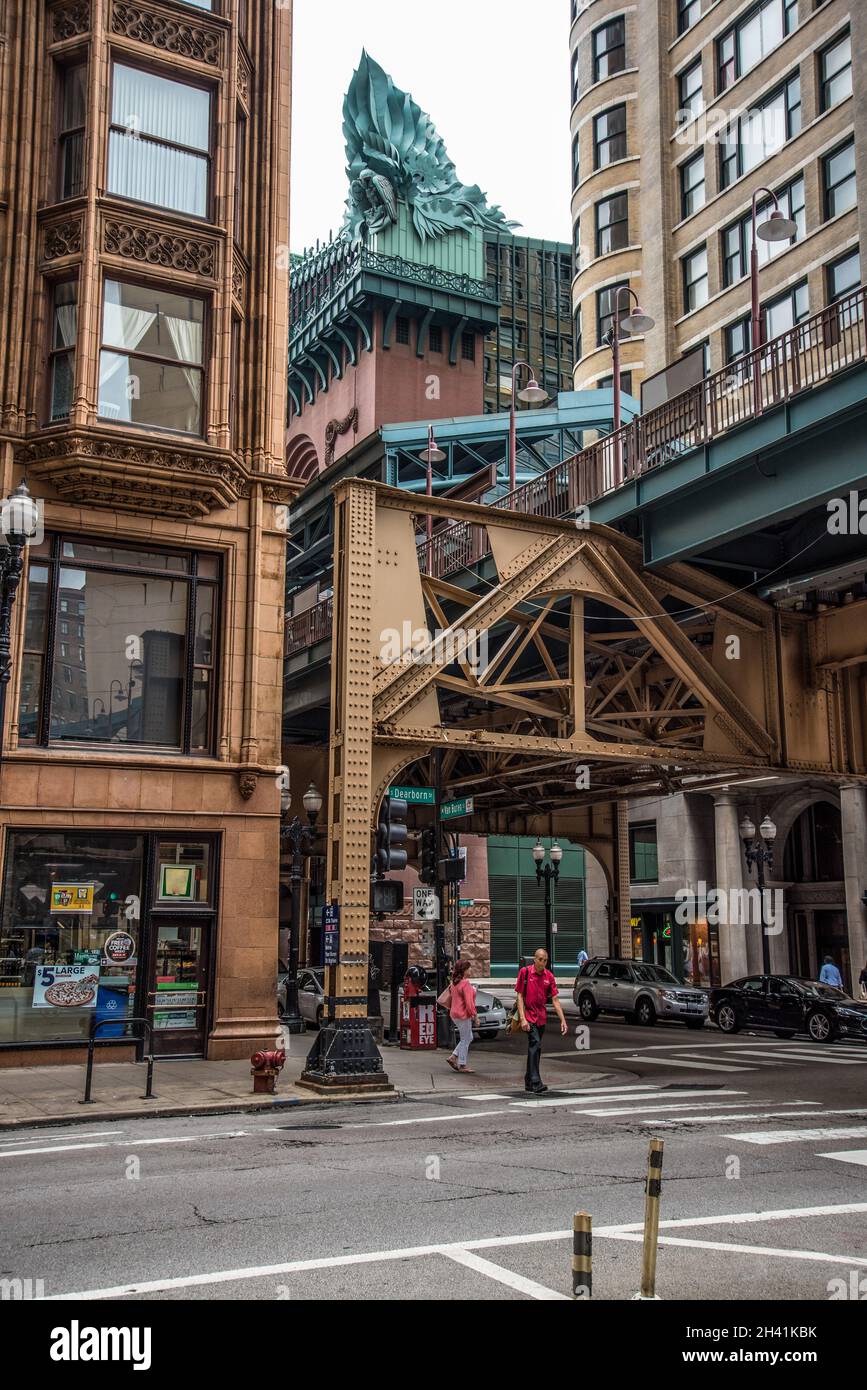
2, 1017, 866, 1303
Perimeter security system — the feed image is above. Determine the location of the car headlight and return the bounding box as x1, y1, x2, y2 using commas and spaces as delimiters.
658, 990, 678, 1001
836, 1008, 862, 1019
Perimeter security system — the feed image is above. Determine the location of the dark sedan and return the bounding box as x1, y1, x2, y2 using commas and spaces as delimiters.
710, 974, 867, 1044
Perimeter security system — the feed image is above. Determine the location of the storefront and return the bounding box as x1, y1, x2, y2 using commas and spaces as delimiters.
631, 905, 721, 988
0, 829, 219, 1057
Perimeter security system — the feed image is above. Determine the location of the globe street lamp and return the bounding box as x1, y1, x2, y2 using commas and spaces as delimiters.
504, 361, 549, 502
0, 480, 41, 685
533, 839, 563, 964
280, 781, 323, 1033
739, 813, 777, 975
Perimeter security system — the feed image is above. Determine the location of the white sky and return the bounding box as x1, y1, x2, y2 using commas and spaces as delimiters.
290, 0, 573, 254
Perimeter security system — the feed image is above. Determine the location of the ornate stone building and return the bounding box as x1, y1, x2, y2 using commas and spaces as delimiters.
0, 0, 292, 1063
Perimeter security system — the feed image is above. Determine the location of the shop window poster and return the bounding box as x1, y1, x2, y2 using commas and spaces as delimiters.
158, 864, 195, 901
50, 883, 95, 914
33, 964, 99, 1009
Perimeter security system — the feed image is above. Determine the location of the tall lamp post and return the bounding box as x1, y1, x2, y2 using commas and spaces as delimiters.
605, 288, 654, 488
739, 814, 777, 976
749, 189, 798, 408
0, 481, 41, 757
504, 361, 548, 502
418, 426, 446, 572
533, 839, 563, 965
280, 781, 323, 1033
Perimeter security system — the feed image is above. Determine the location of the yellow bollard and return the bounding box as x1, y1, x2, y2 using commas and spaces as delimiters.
634, 1137, 664, 1301
572, 1211, 592, 1299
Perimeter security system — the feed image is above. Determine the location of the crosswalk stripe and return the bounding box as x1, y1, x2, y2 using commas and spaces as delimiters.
649, 1107, 823, 1127
817, 1150, 867, 1168
620, 1055, 757, 1072
724, 1125, 867, 1145
511, 1091, 672, 1110
573, 1100, 769, 1118
758, 1050, 867, 1065
724, 1049, 835, 1065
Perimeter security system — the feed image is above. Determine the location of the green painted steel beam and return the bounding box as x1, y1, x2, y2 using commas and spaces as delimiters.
416, 307, 434, 358
382, 298, 403, 350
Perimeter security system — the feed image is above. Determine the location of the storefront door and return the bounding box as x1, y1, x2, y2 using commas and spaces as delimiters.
146, 917, 212, 1056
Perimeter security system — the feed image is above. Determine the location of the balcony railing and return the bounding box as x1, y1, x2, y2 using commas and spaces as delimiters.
285, 595, 333, 657
284, 287, 867, 649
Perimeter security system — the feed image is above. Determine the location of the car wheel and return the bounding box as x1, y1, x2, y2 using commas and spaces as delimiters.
807, 1010, 834, 1043
685, 1019, 706, 1030
636, 998, 656, 1027
716, 1002, 740, 1034
578, 992, 598, 1022
774, 1030, 796, 1039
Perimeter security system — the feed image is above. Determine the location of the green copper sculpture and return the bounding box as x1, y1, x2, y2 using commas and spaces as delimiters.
343, 51, 517, 246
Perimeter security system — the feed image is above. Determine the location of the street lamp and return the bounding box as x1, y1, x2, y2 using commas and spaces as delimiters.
0, 480, 41, 686
419, 426, 446, 569
504, 361, 549, 503
533, 840, 562, 965
739, 813, 777, 975
280, 781, 322, 1033
750, 187, 798, 407
605, 288, 655, 487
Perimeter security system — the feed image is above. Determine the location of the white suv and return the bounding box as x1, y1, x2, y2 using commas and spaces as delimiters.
573, 958, 708, 1029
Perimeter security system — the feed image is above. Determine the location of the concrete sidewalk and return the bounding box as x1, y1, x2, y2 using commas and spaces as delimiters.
0, 1023, 605, 1130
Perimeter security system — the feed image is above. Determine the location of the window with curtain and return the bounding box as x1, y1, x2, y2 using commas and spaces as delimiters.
820, 30, 852, 112
57, 64, 86, 199
107, 65, 211, 218
719, 75, 800, 189
19, 538, 220, 752
680, 152, 705, 219
596, 192, 629, 255
48, 282, 77, 422
99, 279, 205, 434
594, 105, 627, 168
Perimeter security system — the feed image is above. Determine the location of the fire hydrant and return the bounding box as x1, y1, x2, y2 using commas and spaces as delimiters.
250, 1048, 286, 1095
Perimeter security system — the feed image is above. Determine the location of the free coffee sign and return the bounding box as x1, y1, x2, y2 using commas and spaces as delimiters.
103, 930, 136, 965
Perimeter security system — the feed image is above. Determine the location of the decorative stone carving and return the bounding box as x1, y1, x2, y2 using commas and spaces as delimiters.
43, 219, 83, 261
238, 772, 258, 801
51, 2, 90, 42
324, 407, 358, 466
237, 54, 251, 107
110, 1, 221, 67
19, 430, 248, 520
232, 256, 246, 303
103, 219, 217, 278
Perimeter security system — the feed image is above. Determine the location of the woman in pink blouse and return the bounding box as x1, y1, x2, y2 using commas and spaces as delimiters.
446, 959, 478, 1073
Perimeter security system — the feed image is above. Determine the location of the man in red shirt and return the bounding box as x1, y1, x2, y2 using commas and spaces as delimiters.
515, 948, 568, 1093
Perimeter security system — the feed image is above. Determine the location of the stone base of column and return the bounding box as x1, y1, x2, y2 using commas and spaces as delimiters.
298, 1017, 394, 1095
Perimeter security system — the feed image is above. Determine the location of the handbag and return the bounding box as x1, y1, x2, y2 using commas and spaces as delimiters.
437, 986, 452, 1009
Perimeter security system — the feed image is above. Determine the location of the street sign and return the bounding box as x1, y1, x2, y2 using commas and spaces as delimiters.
322, 904, 340, 966
441, 797, 474, 821
413, 886, 440, 922
459, 899, 475, 909
390, 785, 436, 805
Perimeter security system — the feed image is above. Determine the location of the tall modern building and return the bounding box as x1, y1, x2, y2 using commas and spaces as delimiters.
0, 0, 292, 1065
570, 0, 867, 990
570, 0, 863, 397
483, 232, 575, 414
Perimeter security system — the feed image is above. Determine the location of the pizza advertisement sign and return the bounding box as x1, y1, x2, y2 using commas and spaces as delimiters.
50, 883, 95, 914
32, 963, 99, 1010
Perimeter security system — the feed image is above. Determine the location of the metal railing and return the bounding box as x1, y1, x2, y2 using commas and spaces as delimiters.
283, 287, 867, 645
285, 594, 334, 657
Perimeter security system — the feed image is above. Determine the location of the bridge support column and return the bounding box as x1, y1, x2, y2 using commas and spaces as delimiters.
840, 784, 867, 994
713, 793, 750, 982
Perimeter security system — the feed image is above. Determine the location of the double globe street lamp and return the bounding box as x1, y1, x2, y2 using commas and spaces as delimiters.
280, 781, 323, 1033
533, 839, 563, 965
739, 813, 778, 976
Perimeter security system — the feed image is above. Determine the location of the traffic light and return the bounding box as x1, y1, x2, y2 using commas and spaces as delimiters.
419, 825, 438, 886
375, 796, 408, 876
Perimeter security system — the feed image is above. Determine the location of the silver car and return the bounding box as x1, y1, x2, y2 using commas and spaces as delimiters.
573, 958, 708, 1029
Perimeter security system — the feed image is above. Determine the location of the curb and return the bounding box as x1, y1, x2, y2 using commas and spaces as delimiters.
0, 1088, 404, 1132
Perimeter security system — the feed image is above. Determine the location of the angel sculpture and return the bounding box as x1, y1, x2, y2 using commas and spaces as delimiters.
342, 51, 518, 247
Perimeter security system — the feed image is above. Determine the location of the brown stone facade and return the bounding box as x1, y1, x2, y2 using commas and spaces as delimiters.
0, 1, 293, 1063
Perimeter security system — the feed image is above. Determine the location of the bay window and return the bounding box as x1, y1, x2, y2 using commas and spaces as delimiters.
57, 64, 86, 199
108, 64, 211, 218
98, 279, 205, 435
48, 281, 77, 422
19, 538, 220, 754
